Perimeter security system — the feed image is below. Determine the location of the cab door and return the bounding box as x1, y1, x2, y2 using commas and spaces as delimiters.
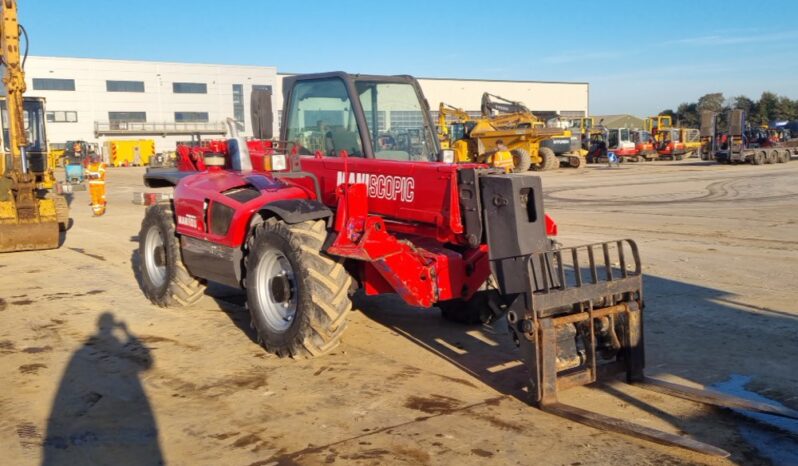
284, 76, 454, 229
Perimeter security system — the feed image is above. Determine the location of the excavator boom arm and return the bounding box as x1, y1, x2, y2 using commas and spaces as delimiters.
1, 0, 27, 173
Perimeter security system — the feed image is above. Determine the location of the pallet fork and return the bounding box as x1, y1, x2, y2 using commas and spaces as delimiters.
480, 174, 798, 457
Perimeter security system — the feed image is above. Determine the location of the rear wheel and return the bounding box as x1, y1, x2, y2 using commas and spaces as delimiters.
752, 151, 765, 165
767, 150, 778, 164
138, 204, 206, 307
510, 148, 532, 173
533, 147, 559, 171
245, 218, 352, 358
781, 150, 791, 163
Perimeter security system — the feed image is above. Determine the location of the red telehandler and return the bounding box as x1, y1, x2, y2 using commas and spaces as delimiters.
136, 72, 797, 457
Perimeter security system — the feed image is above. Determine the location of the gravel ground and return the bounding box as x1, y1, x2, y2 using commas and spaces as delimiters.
1, 157, 796, 465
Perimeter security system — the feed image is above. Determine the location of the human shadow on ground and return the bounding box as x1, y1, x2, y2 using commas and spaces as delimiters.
42, 312, 163, 465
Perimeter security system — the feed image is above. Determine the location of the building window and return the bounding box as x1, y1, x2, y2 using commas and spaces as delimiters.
32, 78, 75, 91
172, 82, 207, 94
106, 80, 145, 92
363, 110, 386, 132
109, 111, 146, 123
175, 112, 209, 123
232, 84, 244, 130
252, 84, 272, 92
389, 110, 424, 130
46, 111, 78, 123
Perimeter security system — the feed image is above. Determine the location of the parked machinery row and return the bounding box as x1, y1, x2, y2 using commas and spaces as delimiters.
584, 116, 704, 164
700, 109, 794, 165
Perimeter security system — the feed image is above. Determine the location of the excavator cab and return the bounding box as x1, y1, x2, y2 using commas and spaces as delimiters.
644, 115, 672, 136
0, 98, 47, 179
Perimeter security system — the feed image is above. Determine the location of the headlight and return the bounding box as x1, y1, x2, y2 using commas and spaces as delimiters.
271, 154, 287, 171
441, 149, 455, 164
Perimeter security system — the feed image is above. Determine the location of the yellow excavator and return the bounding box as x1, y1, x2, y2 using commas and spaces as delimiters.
0, 0, 65, 252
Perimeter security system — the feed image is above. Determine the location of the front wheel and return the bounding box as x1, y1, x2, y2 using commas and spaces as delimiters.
138, 204, 206, 307
510, 148, 532, 173
245, 218, 352, 358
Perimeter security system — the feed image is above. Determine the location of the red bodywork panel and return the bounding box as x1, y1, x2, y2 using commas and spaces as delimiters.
167, 143, 558, 307
612, 147, 639, 157
657, 141, 686, 156
176, 139, 276, 172
635, 142, 656, 155
173, 169, 311, 248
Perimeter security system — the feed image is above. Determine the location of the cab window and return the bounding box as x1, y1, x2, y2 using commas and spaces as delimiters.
284, 78, 363, 157
608, 129, 619, 148
355, 81, 437, 162
1, 100, 46, 153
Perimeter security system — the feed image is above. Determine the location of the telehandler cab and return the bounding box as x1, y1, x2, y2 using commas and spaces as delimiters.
137, 72, 797, 457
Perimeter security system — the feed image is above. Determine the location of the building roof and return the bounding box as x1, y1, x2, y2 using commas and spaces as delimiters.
592, 114, 645, 129
278, 72, 588, 86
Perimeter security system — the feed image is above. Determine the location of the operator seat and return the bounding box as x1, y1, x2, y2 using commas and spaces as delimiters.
328, 127, 361, 156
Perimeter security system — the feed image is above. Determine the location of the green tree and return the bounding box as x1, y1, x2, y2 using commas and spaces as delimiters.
697, 93, 725, 113
659, 91, 798, 129
732, 95, 757, 117
757, 91, 779, 124
774, 96, 796, 120
676, 102, 699, 127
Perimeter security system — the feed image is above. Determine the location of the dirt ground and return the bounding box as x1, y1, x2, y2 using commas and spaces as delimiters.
1, 158, 797, 465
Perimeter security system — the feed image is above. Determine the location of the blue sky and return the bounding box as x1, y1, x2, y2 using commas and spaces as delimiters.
21, 0, 798, 115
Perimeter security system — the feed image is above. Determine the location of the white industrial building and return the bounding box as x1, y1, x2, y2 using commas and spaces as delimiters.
11, 56, 589, 153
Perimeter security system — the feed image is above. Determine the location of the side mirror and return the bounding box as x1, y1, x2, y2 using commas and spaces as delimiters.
441, 149, 455, 164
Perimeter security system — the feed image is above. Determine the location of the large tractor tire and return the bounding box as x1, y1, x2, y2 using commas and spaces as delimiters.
510, 148, 532, 173
245, 218, 352, 358
138, 204, 207, 307
533, 147, 560, 171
